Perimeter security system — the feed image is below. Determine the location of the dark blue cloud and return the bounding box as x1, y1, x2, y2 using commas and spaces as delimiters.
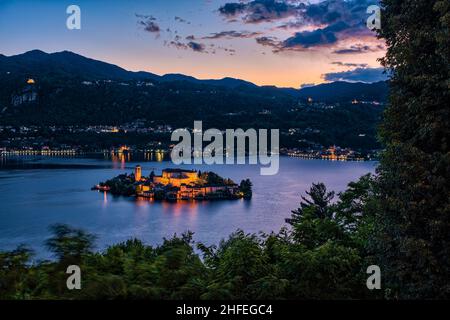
219, 3, 247, 16
219, 0, 301, 24
175, 16, 191, 24
167, 40, 207, 53
305, 1, 340, 24
323, 67, 388, 83
283, 21, 350, 48
136, 14, 160, 33
203, 30, 261, 39
333, 44, 384, 54
331, 61, 369, 68
187, 41, 206, 52
219, 0, 381, 50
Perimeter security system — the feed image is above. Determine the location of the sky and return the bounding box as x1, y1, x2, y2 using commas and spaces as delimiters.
0, 0, 387, 88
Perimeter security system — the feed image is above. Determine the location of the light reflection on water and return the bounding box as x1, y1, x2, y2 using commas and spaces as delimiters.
0, 155, 377, 259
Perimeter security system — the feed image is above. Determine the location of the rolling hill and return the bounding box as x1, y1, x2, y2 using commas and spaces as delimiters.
0, 50, 387, 150
0, 50, 388, 100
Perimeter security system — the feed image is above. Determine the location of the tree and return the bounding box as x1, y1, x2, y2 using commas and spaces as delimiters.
335, 174, 378, 250
149, 170, 155, 182
199, 230, 270, 299
0, 245, 33, 299
239, 179, 253, 199
45, 224, 96, 263
374, 0, 450, 298
289, 182, 335, 224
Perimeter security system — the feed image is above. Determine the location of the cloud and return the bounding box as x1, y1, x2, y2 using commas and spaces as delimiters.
276, 20, 324, 31
219, 0, 383, 51
203, 30, 262, 39
322, 67, 388, 83
300, 83, 316, 88
332, 43, 385, 54
219, 0, 301, 24
136, 14, 160, 33
136, 14, 156, 21
282, 21, 350, 48
256, 36, 279, 46
175, 16, 191, 24
255, 36, 283, 51
188, 41, 206, 52
219, 0, 376, 26
167, 41, 188, 50
331, 61, 369, 68
167, 40, 207, 53
219, 2, 247, 17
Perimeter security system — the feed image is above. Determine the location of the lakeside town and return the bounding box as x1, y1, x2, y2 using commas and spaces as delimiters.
0, 120, 379, 162
0, 143, 378, 161
281, 145, 377, 161
94, 165, 253, 201
0, 79, 383, 163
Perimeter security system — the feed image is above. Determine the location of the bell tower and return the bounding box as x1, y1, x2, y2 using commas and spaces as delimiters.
135, 165, 142, 182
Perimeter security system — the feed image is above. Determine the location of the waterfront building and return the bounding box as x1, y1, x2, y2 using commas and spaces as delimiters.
177, 184, 238, 200
134, 165, 142, 182
11, 80, 38, 106
134, 168, 240, 200
153, 169, 198, 187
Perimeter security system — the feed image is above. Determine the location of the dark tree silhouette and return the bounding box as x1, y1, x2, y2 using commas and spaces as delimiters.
45, 224, 96, 263
374, 0, 450, 299
290, 183, 335, 224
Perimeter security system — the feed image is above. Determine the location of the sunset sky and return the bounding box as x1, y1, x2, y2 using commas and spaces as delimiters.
0, 0, 387, 88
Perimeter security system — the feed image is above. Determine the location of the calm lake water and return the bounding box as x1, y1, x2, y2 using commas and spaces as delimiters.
0, 155, 377, 259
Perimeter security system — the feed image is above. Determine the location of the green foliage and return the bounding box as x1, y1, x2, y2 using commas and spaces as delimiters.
290, 183, 335, 224
102, 174, 136, 196
198, 171, 235, 186
374, 0, 450, 299
239, 179, 253, 199
45, 224, 96, 264
0, 245, 34, 299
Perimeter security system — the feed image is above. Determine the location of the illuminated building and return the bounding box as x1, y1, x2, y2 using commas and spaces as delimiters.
11, 80, 38, 106
118, 145, 130, 153
134, 165, 142, 182
136, 184, 151, 193
177, 184, 238, 200
133, 168, 241, 200
153, 169, 198, 187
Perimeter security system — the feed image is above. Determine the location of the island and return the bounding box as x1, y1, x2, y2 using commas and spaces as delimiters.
93, 166, 252, 201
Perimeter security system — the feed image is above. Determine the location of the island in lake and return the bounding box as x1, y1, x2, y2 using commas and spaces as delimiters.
94, 166, 252, 201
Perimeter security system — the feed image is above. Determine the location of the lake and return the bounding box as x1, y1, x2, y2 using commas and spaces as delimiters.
0, 155, 377, 259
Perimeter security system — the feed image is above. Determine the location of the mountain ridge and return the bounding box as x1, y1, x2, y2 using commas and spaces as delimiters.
0, 50, 388, 97
0, 50, 385, 150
